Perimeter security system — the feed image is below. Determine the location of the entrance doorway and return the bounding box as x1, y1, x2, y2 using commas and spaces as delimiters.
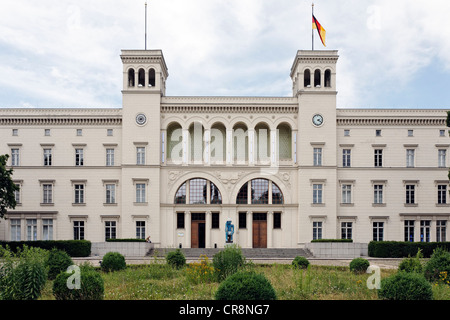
191, 213, 206, 248
252, 212, 267, 248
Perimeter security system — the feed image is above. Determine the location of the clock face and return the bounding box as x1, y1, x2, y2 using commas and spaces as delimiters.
312, 114, 323, 126
136, 113, 147, 125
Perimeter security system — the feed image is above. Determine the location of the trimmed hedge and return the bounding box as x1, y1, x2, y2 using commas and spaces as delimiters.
106, 238, 146, 242
311, 239, 353, 243
368, 241, 450, 258
0, 240, 91, 257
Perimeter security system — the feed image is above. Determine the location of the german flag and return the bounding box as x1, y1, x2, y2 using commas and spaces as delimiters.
312, 15, 326, 47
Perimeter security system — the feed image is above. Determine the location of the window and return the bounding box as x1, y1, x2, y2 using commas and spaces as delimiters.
212, 213, 220, 229
438, 185, 447, 204
189, 179, 207, 204
42, 184, 53, 204
42, 219, 53, 240
136, 221, 146, 239
11, 148, 19, 166
313, 221, 322, 240
73, 221, 85, 240
106, 148, 115, 166
177, 212, 185, 229
239, 212, 247, 229
405, 185, 415, 204
341, 222, 352, 240
439, 149, 446, 168
420, 220, 431, 242
376, 130, 382, 137
106, 184, 116, 204
236, 182, 248, 204
74, 184, 85, 204
136, 147, 145, 165
404, 220, 414, 242
138, 68, 145, 87
107, 129, 113, 136
341, 184, 352, 204
342, 149, 351, 167
373, 222, 384, 241
105, 221, 116, 240
440, 130, 446, 137
174, 182, 186, 204
251, 179, 269, 204
437, 221, 447, 242
45, 129, 50, 136
313, 184, 323, 204
272, 183, 284, 204
314, 69, 321, 87
324, 69, 331, 87
374, 185, 384, 204
136, 183, 146, 203
44, 148, 52, 166
304, 69, 311, 87
75, 148, 84, 166
14, 184, 21, 204
76, 129, 82, 136
273, 212, 281, 229
12, 129, 18, 136
406, 149, 415, 167
149, 68, 156, 87
128, 68, 135, 87
235, 179, 283, 205
210, 182, 222, 204
374, 149, 383, 167
408, 130, 413, 137
10, 219, 21, 241
27, 219, 37, 241
313, 148, 322, 166
344, 129, 350, 136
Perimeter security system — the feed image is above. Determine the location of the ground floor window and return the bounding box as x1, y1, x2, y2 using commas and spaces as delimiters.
437, 220, 447, 242
341, 222, 352, 240
26, 219, 37, 241
177, 212, 185, 229
74, 221, 85, 240
105, 221, 116, 240
239, 212, 247, 229
420, 220, 431, 242
42, 219, 53, 240
10, 219, 21, 241
404, 220, 414, 242
312, 221, 322, 240
136, 221, 146, 239
372, 222, 384, 241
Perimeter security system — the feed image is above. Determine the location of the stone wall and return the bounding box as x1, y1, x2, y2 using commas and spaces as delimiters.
305, 242, 368, 258
91, 242, 153, 257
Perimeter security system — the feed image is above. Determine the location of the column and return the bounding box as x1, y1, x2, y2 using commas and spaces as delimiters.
204, 129, 211, 166
182, 129, 188, 165
184, 211, 191, 248
248, 129, 254, 165
247, 211, 252, 248
226, 129, 232, 165
206, 211, 212, 248
267, 211, 273, 248
270, 129, 277, 166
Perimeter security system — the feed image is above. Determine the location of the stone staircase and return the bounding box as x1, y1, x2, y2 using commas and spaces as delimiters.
146, 247, 313, 260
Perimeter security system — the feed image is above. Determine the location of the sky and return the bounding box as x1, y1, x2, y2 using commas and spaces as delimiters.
0, 0, 449, 109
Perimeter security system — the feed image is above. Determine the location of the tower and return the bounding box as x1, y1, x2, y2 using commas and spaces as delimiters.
120, 50, 168, 240
291, 50, 340, 241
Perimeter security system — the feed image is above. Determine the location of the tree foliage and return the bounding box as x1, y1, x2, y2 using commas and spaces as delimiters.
0, 154, 20, 218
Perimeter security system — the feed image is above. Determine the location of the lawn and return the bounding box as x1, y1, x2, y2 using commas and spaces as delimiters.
39, 260, 450, 300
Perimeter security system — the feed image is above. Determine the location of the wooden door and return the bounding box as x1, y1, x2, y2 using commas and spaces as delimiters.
252, 213, 267, 248
191, 213, 206, 248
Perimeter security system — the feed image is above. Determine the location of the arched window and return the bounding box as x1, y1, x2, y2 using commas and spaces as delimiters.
324, 69, 331, 88
167, 122, 182, 162
314, 69, 321, 88
149, 68, 156, 87
304, 69, 311, 88
174, 179, 222, 205
128, 69, 135, 87
277, 123, 292, 160
138, 68, 145, 87
236, 179, 284, 205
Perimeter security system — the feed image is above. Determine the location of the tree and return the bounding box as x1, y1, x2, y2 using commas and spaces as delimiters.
0, 154, 20, 218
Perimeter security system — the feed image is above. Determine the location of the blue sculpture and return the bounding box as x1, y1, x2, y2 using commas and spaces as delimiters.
225, 219, 234, 243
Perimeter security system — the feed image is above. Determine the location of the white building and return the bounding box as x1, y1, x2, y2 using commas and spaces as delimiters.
0, 48, 448, 248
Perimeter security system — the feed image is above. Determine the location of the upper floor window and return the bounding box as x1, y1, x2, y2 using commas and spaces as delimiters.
174, 178, 222, 205
313, 148, 322, 166
128, 68, 135, 87
236, 179, 283, 205
11, 148, 20, 166
136, 147, 146, 165
106, 149, 115, 166
324, 69, 331, 87
304, 69, 311, 88
12, 129, 18, 136
75, 148, 84, 166
314, 69, 321, 87
44, 148, 52, 166
374, 149, 383, 167
138, 68, 145, 87
149, 68, 156, 87
342, 149, 351, 167
438, 149, 447, 168
406, 149, 415, 168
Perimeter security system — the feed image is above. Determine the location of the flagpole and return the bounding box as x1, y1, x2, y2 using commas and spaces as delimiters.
145, 2, 148, 50
312, 2, 314, 51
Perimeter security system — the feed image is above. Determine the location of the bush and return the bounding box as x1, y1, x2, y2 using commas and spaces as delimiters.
292, 256, 310, 269
213, 245, 245, 282
53, 263, 104, 300
398, 249, 423, 273
46, 248, 74, 280
166, 249, 186, 269
185, 255, 216, 284
215, 271, 277, 300
378, 272, 433, 300
101, 252, 126, 272
0, 240, 91, 257
424, 247, 450, 282
0, 245, 48, 300
368, 241, 450, 258
349, 258, 370, 274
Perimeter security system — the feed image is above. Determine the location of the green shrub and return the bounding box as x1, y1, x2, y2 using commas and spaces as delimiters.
0, 240, 91, 257
101, 252, 126, 272
398, 249, 423, 273
378, 272, 433, 300
424, 247, 450, 282
213, 245, 245, 281
349, 258, 370, 274
0, 245, 48, 300
166, 249, 186, 269
368, 241, 450, 258
46, 248, 74, 280
292, 256, 310, 269
215, 271, 277, 300
53, 263, 104, 300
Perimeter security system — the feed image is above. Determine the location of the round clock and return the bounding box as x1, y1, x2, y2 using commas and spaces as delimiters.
312, 114, 323, 126
136, 113, 147, 125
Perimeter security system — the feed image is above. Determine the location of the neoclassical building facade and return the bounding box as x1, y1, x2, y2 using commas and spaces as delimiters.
0, 49, 449, 248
